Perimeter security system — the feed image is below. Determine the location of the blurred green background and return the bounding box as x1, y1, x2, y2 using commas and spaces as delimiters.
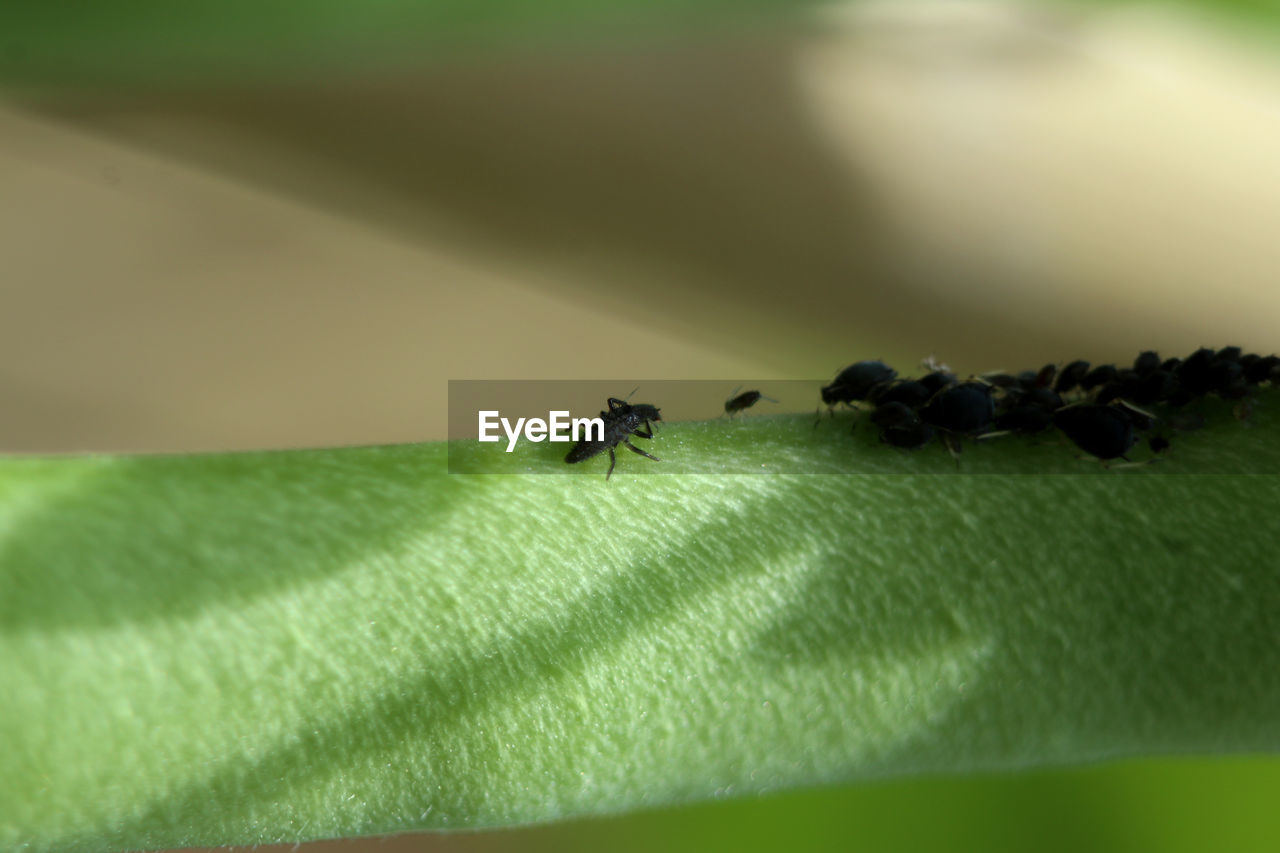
3, 0, 1279, 850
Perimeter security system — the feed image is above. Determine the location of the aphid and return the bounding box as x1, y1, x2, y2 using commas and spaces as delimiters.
986, 373, 1060, 437
1175, 347, 1216, 396
821, 360, 897, 407
1053, 403, 1146, 461
1133, 350, 1161, 376
1215, 345, 1243, 363
1205, 359, 1245, 397
1244, 354, 1280, 385
1149, 435, 1171, 454
979, 371, 1021, 390
1094, 381, 1125, 405
1024, 363, 1057, 390
723, 387, 777, 417
1094, 368, 1149, 405
918, 369, 958, 396
1129, 369, 1179, 405
993, 403, 1055, 435
871, 402, 935, 449
881, 419, 936, 450
870, 400, 913, 428
919, 381, 996, 436
1054, 360, 1091, 394
1020, 385, 1063, 410
564, 396, 662, 480
1080, 364, 1118, 391
867, 379, 933, 410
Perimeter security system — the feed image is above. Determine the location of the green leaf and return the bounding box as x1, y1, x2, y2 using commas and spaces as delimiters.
0, 0, 804, 88
3, 395, 1280, 852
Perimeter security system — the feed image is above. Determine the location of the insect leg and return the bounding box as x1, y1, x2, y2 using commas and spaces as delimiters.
623, 439, 660, 462
606, 447, 617, 480
941, 432, 963, 465
633, 423, 654, 440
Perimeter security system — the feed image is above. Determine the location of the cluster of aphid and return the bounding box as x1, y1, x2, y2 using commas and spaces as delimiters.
822, 347, 1280, 462
561, 346, 1276, 478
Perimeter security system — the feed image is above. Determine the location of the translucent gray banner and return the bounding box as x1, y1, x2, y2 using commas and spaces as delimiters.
447, 380, 1277, 475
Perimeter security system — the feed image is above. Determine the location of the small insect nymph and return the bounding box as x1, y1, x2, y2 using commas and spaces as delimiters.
565, 395, 662, 480
724, 386, 778, 417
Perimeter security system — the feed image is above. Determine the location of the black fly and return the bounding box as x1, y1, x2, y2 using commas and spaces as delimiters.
565, 395, 662, 480
724, 386, 777, 417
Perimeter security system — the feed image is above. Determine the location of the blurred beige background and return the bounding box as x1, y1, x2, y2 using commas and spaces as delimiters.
3, 0, 1278, 453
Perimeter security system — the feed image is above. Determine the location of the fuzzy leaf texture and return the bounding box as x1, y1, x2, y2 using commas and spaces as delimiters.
3, 398, 1280, 852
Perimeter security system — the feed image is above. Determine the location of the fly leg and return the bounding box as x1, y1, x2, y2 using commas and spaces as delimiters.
623, 439, 660, 462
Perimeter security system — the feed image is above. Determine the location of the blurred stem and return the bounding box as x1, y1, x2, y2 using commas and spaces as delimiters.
2, 396, 1279, 852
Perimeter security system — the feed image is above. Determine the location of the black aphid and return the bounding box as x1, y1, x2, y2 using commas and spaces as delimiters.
867, 379, 933, 410
1133, 350, 1161, 376
1080, 364, 1118, 391
1245, 355, 1280, 385
1205, 359, 1245, 397
1054, 359, 1091, 394
1094, 368, 1151, 405
990, 369, 1061, 435
1094, 381, 1125, 405
1215, 346, 1243, 363
1021, 385, 1063, 410
724, 387, 777, 417
1129, 369, 1179, 405
980, 372, 1021, 390
994, 403, 1055, 435
1240, 353, 1261, 378
565, 396, 662, 480
919, 381, 996, 436
872, 402, 935, 449
918, 369, 958, 396
1053, 403, 1144, 461
1029, 364, 1057, 389
821, 360, 897, 407
1175, 347, 1216, 396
